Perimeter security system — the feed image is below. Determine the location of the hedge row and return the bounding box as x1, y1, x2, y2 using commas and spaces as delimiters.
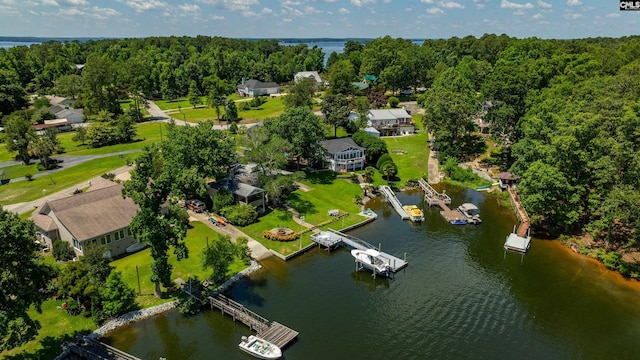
263, 230, 299, 242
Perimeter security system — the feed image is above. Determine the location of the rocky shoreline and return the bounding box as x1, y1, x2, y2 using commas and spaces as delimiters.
90, 260, 262, 339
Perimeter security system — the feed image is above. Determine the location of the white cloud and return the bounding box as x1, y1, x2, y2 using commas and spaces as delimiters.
211, 14, 225, 19
383, 0, 391, 3
262, 7, 272, 13
61, 0, 89, 5
179, 4, 200, 13
566, 0, 581, 5
197, 0, 259, 12
41, 0, 59, 5
338, 7, 349, 14
605, 13, 620, 18
501, 0, 533, 9
536, 0, 551, 8
92, 6, 122, 19
532, 12, 543, 19
122, 0, 168, 12
304, 5, 321, 14
282, 17, 292, 21
351, 0, 375, 7
474, 0, 488, 9
425, 6, 443, 15
420, 0, 433, 3
439, 1, 463, 9
365, 18, 377, 25
564, 12, 581, 19
65, 7, 85, 15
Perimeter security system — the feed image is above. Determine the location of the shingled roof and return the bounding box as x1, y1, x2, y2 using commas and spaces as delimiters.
44, 184, 138, 241
320, 138, 363, 155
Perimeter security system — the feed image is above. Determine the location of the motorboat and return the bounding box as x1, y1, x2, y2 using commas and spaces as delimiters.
238, 335, 282, 359
351, 249, 391, 276
403, 205, 424, 222
450, 218, 468, 225
457, 203, 482, 224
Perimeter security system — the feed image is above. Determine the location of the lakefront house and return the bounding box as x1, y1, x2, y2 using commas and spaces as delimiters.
320, 138, 366, 172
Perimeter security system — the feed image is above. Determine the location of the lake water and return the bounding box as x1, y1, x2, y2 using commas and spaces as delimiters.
105, 185, 640, 359
0, 41, 39, 49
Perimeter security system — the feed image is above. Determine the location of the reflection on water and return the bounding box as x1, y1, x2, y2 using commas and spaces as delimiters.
106, 184, 640, 359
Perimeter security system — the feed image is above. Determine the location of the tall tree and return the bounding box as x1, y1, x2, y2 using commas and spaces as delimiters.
224, 99, 238, 123
283, 77, 315, 109
327, 60, 356, 96
205, 75, 233, 122
4, 115, 34, 165
321, 93, 351, 137
188, 80, 202, 109
0, 208, 53, 351
263, 107, 324, 168
82, 55, 122, 116
0, 68, 27, 115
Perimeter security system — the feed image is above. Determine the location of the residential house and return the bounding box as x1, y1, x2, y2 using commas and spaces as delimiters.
33, 119, 73, 134
31, 183, 140, 258
237, 78, 280, 97
208, 179, 267, 213
55, 108, 84, 124
294, 71, 325, 88
320, 138, 366, 172
366, 109, 414, 136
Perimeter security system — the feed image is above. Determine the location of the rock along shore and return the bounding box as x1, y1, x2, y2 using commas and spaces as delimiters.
90, 260, 262, 339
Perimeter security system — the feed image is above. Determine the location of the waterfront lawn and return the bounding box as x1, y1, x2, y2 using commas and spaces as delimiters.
0, 299, 97, 359
382, 132, 429, 184
0, 155, 132, 206
112, 221, 247, 308
239, 171, 366, 256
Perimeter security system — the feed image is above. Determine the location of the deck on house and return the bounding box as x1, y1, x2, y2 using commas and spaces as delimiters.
311, 229, 408, 272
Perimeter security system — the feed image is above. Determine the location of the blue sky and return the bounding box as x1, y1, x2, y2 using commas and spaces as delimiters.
0, 0, 637, 39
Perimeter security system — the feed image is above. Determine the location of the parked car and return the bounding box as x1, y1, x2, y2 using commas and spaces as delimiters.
186, 199, 207, 213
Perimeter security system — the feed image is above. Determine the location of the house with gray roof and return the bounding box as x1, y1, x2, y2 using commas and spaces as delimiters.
366, 109, 414, 136
320, 138, 365, 172
237, 78, 280, 97
31, 183, 140, 258
55, 108, 84, 123
208, 179, 266, 213
294, 71, 325, 88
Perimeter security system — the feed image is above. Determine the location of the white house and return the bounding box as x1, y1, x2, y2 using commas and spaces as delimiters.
237, 78, 280, 97
294, 71, 325, 88
366, 109, 414, 136
55, 108, 84, 124
320, 138, 366, 172
31, 183, 140, 258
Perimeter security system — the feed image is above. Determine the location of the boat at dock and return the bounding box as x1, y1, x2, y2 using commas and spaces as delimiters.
238, 335, 282, 359
457, 203, 482, 224
351, 248, 391, 276
450, 218, 468, 225
402, 205, 424, 222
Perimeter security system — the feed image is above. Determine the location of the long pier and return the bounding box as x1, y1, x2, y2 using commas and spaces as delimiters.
418, 179, 463, 222
179, 283, 299, 349
504, 186, 532, 253
379, 185, 409, 219
310, 229, 408, 273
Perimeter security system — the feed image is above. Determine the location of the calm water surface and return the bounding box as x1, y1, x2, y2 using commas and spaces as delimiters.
105, 185, 640, 359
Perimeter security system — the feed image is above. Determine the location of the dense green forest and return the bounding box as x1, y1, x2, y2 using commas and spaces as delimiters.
1, 34, 640, 275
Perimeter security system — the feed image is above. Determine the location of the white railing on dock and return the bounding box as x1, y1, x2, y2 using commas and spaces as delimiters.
379, 185, 410, 219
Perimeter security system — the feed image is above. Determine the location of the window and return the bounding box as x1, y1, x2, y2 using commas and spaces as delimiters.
106, 234, 112, 244
114, 229, 125, 241
100, 236, 106, 245
73, 238, 81, 250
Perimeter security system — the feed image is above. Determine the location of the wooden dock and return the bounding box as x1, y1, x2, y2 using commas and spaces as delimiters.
418, 178, 464, 222
55, 337, 141, 360
310, 229, 408, 273
178, 282, 299, 350
379, 185, 409, 219
504, 186, 532, 253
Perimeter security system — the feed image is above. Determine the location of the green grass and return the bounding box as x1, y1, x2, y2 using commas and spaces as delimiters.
0, 143, 15, 162
0, 162, 39, 179
112, 221, 247, 308
175, 96, 286, 123
0, 155, 132, 206
382, 132, 430, 184
155, 97, 205, 111
239, 171, 366, 256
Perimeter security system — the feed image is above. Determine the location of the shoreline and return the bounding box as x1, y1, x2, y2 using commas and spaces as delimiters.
90, 260, 263, 339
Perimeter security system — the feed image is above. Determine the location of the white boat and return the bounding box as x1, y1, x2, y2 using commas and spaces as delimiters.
402, 204, 424, 222
457, 203, 482, 224
238, 335, 282, 359
351, 249, 391, 276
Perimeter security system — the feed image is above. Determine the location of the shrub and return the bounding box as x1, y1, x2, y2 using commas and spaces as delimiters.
53, 240, 75, 261
213, 189, 235, 212
376, 153, 393, 169
229, 121, 238, 134
220, 204, 258, 226
101, 172, 116, 180
25, 173, 33, 181
176, 293, 204, 316
388, 96, 399, 108
239, 102, 251, 111
262, 230, 299, 242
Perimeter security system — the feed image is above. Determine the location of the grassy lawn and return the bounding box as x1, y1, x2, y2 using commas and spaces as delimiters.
381, 132, 430, 184
239, 171, 366, 256
0, 155, 132, 206
0, 143, 15, 162
1, 162, 39, 179
112, 221, 247, 308
175, 96, 285, 123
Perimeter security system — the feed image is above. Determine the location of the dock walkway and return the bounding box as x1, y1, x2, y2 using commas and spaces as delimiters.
55, 337, 141, 360
379, 185, 409, 220
418, 179, 465, 222
180, 284, 298, 349
504, 186, 531, 253
311, 229, 408, 272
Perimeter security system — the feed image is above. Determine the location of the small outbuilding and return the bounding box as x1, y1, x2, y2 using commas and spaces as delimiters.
499, 172, 521, 189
